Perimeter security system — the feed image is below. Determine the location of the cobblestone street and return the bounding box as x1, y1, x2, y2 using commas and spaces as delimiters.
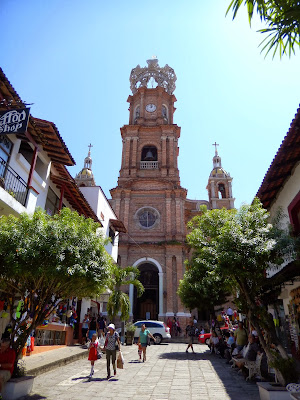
22, 343, 260, 400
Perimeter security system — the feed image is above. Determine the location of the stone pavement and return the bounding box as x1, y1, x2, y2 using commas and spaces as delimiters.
21, 343, 260, 400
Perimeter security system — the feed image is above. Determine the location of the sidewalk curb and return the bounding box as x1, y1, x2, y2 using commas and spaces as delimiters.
26, 349, 89, 376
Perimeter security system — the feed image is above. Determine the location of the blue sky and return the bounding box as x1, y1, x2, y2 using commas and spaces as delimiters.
2, 1, 300, 209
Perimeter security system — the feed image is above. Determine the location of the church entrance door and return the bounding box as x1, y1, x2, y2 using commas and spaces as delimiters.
134, 263, 158, 321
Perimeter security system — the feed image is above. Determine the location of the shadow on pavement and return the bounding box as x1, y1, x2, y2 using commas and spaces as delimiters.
106, 377, 118, 382
159, 349, 212, 361
159, 347, 260, 400
21, 395, 46, 399
71, 375, 108, 382
84, 377, 110, 382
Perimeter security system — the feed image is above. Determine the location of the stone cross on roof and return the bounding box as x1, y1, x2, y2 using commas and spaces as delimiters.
88, 143, 93, 157
212, 142, 219, 156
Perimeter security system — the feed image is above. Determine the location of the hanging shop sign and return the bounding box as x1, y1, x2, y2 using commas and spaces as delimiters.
0, 108, 30, 135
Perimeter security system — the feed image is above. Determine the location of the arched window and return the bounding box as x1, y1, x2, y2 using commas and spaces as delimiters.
141, 146, 157, 161
162, 105, 168, 122
218, 183, 226, 199
215, 157, 221, 167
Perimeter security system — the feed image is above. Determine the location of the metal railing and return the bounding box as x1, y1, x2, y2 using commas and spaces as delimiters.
0, 156, 28, 206
140, 161, 158, 169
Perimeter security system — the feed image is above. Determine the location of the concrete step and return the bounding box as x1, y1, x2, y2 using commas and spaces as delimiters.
24, 345, 89, 376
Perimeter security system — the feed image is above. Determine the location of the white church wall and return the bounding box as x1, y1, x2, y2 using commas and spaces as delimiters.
79, 186, 119, 262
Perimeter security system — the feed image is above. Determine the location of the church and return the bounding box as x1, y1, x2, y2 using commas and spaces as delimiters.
110, 58, 235, 327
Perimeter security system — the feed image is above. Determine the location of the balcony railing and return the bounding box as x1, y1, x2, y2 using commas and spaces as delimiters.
140, 161, 158, 169
0, 156, 28, 206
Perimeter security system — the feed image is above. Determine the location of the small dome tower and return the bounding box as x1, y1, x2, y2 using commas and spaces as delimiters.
75, 144, 96, 187
207, 142, 235, 209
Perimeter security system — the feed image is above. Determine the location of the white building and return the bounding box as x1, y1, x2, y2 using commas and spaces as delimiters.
75, 147, 126, 320
256, 104, 300, 357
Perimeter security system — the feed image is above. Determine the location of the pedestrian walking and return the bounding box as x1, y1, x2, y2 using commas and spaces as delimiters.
97, 315, 106, 339
137, 342, 142, 360
176, 319, 181, 335
186, 318, 196, 353
138, 323, 155, 362
87, 333, 102, 381
104, 323, 121, 379
81, 314, 89, 344
167, 317, 172, 333
87, 316, 98, 340
172, 317, 178, 337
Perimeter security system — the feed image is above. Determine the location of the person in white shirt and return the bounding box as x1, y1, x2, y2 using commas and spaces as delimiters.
227, 307, 233, 317
210, 331, 219, 354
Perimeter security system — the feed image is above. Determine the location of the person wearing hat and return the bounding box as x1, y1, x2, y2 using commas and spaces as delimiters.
0, 337, 16, 400
104, 323, 120, 379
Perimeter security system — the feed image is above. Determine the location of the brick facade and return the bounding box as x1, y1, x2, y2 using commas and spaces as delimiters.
110, 62, 234, 328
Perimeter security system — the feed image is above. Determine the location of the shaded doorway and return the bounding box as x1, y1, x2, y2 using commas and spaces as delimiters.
133, 263, 159, 321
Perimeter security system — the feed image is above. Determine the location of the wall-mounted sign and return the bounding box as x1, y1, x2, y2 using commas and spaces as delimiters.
0, 108, 30, 135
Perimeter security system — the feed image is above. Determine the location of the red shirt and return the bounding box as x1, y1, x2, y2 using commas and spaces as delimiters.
0, 347, 16, 375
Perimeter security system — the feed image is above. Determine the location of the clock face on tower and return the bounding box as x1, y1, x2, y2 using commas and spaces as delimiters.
145, 103, 156, 113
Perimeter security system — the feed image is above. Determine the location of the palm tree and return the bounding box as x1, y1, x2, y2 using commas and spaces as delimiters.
106, 264, 144, 322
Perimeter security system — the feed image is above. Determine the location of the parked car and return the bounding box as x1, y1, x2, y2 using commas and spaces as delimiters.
117, 320, 171, 344
198, 327, 229, 345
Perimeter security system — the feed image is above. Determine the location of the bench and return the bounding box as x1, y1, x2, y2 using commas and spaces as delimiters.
231, 356, 245, 369
244, 353, 263, 381
286, 383, 300, 393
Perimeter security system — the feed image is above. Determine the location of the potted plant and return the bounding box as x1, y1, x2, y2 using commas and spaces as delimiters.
257, 354, 299, 400
125, 322, 136, 345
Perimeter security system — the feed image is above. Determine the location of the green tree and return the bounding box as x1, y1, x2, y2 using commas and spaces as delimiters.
227, 0, 300, 57
185, 200, 298, 386
178, 258, 231, 314
106, 264, 144, 322
0, 208, 112, 366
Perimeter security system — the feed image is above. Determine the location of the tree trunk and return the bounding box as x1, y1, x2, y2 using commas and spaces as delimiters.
239, 281, 290, 387
249, 310, 289, 386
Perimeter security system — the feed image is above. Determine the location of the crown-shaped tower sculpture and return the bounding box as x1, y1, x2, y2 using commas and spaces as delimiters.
130, 57, 177, 95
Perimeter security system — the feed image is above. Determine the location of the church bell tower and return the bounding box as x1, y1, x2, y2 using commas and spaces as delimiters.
110, 58, 189, 323
75, 144, 96, 187
207, 143, 235, 209
117, 57, 180, 187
